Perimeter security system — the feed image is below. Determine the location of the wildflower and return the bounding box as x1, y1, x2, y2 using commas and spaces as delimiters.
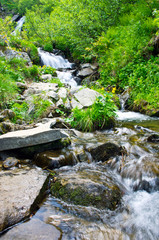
112, 87, 116, 94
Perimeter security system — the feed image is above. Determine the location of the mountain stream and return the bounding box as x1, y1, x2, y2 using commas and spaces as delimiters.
1, 50, 159, 240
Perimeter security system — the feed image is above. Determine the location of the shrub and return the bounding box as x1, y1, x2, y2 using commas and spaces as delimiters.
11, 102, 29, 122
44, 42, 53, 52
0, 73, 18, 109
69, 93, 117, 132
41, 65, 56, 76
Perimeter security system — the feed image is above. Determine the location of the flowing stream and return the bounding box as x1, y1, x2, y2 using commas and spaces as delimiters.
38, 48, 78, 88
1, 49, 159, 239
1, 111, 159, 239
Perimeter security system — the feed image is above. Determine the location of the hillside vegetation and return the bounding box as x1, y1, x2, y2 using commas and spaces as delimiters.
0, 0, 159, 115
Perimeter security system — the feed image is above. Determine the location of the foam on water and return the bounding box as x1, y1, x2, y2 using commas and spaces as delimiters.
38, 48, 73, 69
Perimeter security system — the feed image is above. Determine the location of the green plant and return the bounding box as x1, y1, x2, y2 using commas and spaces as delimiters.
0, 73, 18, 109
11, 102, 29, 122
41, 65, 56, 76
69, 93, 117, 132
49, 78, 64, 87
30, 95, 52, 120
44, 42, 53, 52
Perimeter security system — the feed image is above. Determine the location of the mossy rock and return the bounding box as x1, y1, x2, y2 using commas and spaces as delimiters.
51, 166, 122, 210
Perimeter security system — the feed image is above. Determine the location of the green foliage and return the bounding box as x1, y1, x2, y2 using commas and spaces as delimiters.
69, 93, 117, 132
49, 78, 64, 87
0, 0, 19, 11
44, 42, 53, 52
0, 73, 18, 109
11, 102, 29, 122
18, 0, 40, 14
41, 65, 56, 76
10, 95, 52, 122
29, 65, 39, 77
30, 95, 52, 120
9, 36, 39, 64
120, 56, 159, 109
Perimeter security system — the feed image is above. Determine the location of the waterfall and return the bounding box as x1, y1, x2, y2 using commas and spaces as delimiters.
119, 89, 130, 111
38, 48, 73, 69
38, 48, 79, 88
13, 16, 26, 35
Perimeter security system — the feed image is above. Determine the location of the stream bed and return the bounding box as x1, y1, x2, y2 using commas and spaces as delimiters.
1, 112, 159, 240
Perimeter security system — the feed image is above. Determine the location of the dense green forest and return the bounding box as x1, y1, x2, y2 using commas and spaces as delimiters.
0, 0, 159, 119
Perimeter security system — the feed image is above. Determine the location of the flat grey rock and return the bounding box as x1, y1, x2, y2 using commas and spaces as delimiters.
0, 122, 68, 151
0, 167, 48, 232
74, 88, 101, 107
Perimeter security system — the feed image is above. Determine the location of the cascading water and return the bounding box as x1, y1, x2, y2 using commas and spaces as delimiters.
1, 114, 159, 239
12, 16, 26, 35
38, 48, 78, 88
38, 48, 73, 69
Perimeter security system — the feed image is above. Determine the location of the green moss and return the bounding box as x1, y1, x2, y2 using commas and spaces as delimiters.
51, 180, 121, 210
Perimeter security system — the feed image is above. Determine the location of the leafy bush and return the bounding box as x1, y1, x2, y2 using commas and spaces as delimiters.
30, 95, 52, 120
11, 102, 29, 122
44, 42, 53, 52
0, 73, 18, 109
69, 93, 117, 132
41, 65, 56, 76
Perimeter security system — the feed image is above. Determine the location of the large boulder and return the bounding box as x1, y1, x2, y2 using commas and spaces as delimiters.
51, 165, 122, 210
87, 142, 123, 162
3, 48, 32, 66
0, 167, 48, 232
34, 149, 77, 169
73, 88, 101, 108
77, 67, 94, 78
23, 82, 58, 97
0, 121, 69, 152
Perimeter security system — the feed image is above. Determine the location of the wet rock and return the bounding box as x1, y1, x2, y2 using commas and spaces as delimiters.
0, 121, 69, 151
74, 76, 82, 85
1, 218, 61, 240
121, 155, 159, 180
0, 167, 48, 232
74, 88, 101, 108
87, 142, 123, 162
2, 157, 19, 169
51, 165, 122, 210
133, 180, 151, 193
12, 14, 20, 21
1, 109, 15, 120
34, 149, 77, 169
50, 118, 70, 129
0, 120, 15, 133
147, 134, 159, 143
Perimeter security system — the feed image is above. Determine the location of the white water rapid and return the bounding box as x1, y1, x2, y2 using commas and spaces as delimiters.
13, 16, 26, 35
38, 48, 78, 88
